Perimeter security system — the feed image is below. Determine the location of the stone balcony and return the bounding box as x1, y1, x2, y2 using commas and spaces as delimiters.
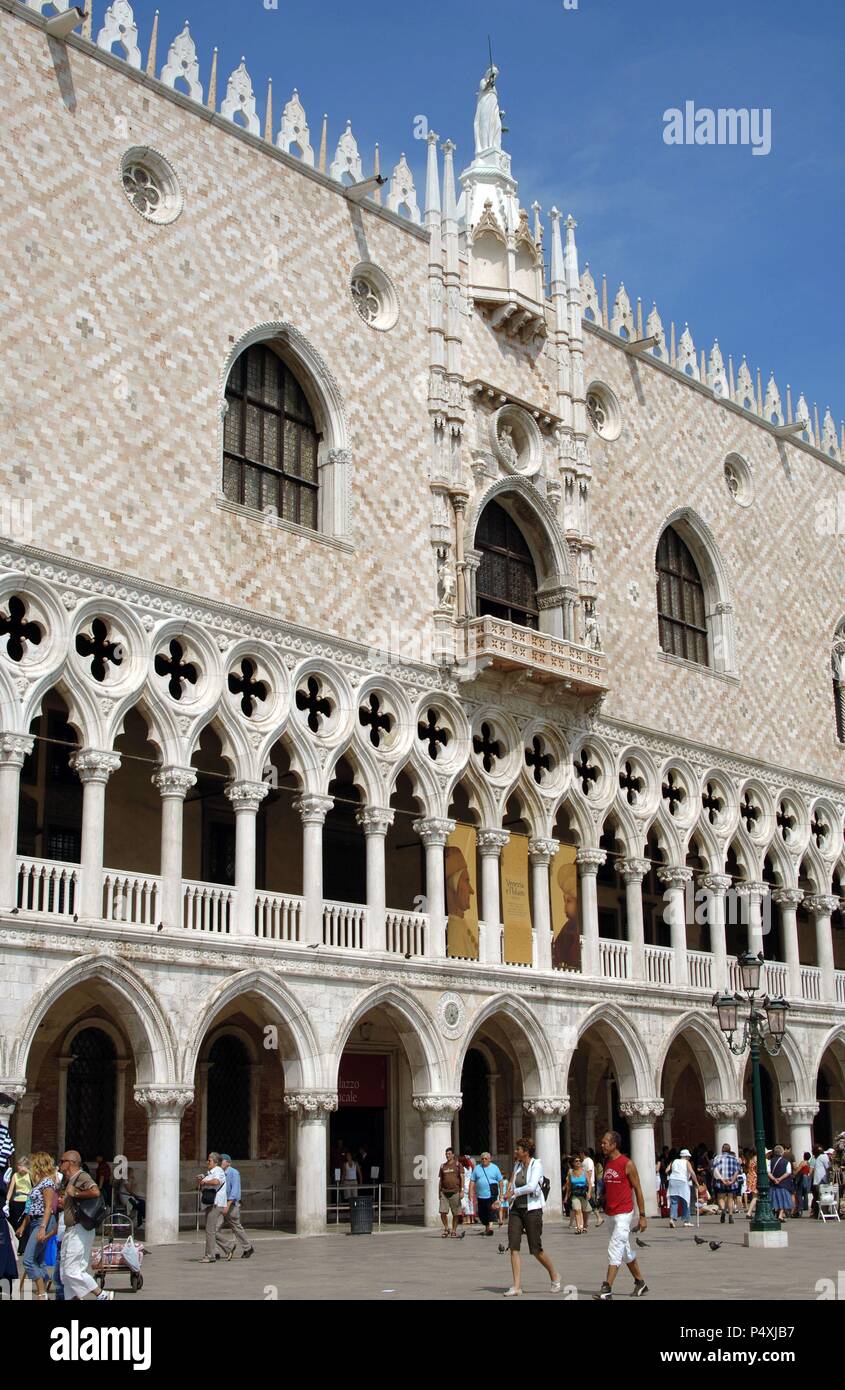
459, 616, 608, 691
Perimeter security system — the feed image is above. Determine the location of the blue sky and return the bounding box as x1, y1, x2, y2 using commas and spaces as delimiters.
124, 0, 842, 418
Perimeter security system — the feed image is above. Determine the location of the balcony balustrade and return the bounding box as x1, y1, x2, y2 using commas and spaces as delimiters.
460, 616, 607, 691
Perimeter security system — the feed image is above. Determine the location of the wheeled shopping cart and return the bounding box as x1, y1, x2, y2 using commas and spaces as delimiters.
91, 1213, 145, 1292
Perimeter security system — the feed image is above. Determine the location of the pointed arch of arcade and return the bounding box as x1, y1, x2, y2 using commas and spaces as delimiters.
654, 1012, 738, 1104
739, 1029, 808, 1106
811, 1025, 845, 1095
566, 1003, 653, 1100
184, 969, 321, 1090
11, 954, 176, 1086
456, 994, 559, 1098
331, 984, 449, 1097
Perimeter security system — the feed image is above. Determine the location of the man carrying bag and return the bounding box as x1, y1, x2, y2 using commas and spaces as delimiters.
58, 1150, 113, 1301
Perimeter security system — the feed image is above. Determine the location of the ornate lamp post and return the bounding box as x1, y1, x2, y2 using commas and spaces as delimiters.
712, 951, 790, 1242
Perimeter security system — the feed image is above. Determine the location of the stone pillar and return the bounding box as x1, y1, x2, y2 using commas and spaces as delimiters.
619, 1099, 663, 1217
803, 895, 838, 1003
152, 766, 196, 930
780, 1103, 818, 1165
114, 1059, 129, 1158
196, 1061, 210, 1163
772, 888, 803, 999
293, 795, 334, 946
478, 829, 508, 962
0, 734, 33, 910
576, 849, 605, 976
563, 1108, 572, 1156
617, 857, 649, 981
736, 880, 768, 958
584, 1103, 598, 1150
356, 807, 394, 952
413, 1094, 463, 1226
56, 1055, 73, 1156
225, 780, 270, 937
15, 1090, 39, 1157
284, 1091, 338, 1236
70, 749, 121, 919
700, 873, 732, 991
523, 1098, 568, 1220
658, 867, 693, 987
487, 1073, 499, 1154
413, 818, 455, 959
134, 1085, 194, 1246
661, 1107, 674, 1150
705, 1101, 746, 1155
248, 1063, 261, 1160
529, 838, 559, 972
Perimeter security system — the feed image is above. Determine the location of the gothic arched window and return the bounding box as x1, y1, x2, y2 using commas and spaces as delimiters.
222, 344, 319, 530
476, 501, 539, 629
206, 1035, 251, 1159
65, 1027, 116, 1162
656, 525, 708, 666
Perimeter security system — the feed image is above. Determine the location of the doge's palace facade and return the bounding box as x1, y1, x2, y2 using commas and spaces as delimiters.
0, 0, 844, 1245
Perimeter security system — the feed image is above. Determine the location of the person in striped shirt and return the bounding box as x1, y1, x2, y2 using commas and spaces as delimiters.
0, 1094, 16, 1171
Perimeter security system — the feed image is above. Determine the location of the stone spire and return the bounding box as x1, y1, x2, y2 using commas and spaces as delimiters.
424, 129, 441, 223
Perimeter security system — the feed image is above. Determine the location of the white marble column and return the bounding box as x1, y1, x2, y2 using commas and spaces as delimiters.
284, 1091, 338, 1237
413, 1095, 463, 1226
0, 1086, 25, 1156
293, 795, 334, 946
478, 828, 508, 963
576, 848, 605, 976
658, 866, 693, 987
0, 734, 33, 910
412, 817, 455, 959
529, 837, 558, 972
736, 879, 768, 958
781, 1103, 818, 1165
225, 780, 270, 937
616, 857, 649, 981
700, 873, 732, 992
772, 887, 803, 999
803, 895, 838, 1003
70, 749, 121, 919
619, 1099, 663, 1217
524, 1097, 568, 1220
134, 1085, 194, 1246
152, 765, 196, 930
705, 1101, 746, 1155
356, 806, 394, 952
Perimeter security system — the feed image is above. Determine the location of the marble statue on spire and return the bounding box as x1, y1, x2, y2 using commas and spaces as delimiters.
474, 65, 502, 156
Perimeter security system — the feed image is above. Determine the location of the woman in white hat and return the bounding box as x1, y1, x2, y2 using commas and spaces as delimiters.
666, 1149, 697, 1228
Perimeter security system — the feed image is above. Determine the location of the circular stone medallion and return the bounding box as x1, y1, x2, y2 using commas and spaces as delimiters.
437, 991, 466, 1039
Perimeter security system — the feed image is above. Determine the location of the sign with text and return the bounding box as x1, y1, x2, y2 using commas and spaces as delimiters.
502, 831, 533, 965
338, 1052, 388, 1108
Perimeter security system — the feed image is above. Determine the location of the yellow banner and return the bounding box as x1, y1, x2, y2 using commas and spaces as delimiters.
550, 844, 580, 970
501, 832, 533, 965
445, 825, 479, 959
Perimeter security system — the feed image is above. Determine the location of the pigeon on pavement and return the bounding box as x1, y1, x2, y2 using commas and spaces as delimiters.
709, 1241, 722, 1251
694, 1235, 707, 1245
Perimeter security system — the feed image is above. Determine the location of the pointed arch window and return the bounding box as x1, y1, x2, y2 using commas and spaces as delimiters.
476, 501, 539, 629
222, 344, 320, 530
656, 525, 708, 667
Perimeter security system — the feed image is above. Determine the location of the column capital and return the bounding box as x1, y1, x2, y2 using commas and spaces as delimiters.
355, 806, 395, 836
152, 765, 197, 798
0, 733, 34, 767
699, 873, 733, 895
619, 1098, 664, 1123
69, 748, 121, 783
412, 817, 456, 847
734, 879, 769, 899
293, 794, 334, 825
657, 866, 694, 890
802, 894, 839, 918
780, 1102, 819, 1124
412, 1094, 463, 1122
225, 780, 270, 812
523, 1096, 570, 1120
575, 848, 605, 874
616, 856, 651, 882
0, 1081, 26, 1120
771, 887, 804, 908
704, 1101, 747, 1122
134, 1085, 194, 1120
528, 837, 560, 866
477, 828, 510, 856
284, 1090, 339, 1117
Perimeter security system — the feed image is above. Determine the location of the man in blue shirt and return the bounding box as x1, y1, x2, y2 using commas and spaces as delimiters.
220, 1156, 254, 1260
470, 1152, 504, 1235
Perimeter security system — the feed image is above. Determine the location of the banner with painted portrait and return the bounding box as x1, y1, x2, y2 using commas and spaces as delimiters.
550, 844, 580, 970
445, 824, 479, 959
501, 831, 533, 966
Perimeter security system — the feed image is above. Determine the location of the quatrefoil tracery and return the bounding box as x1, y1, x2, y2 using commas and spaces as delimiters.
76, 618, 124, 683
0, 595, 43, 663
154, 639, 198, 702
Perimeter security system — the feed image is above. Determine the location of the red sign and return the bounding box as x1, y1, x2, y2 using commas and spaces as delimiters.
338, 1052, 387, 1108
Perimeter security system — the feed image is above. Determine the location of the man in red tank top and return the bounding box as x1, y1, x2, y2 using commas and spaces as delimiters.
593, 1131, 649, 1300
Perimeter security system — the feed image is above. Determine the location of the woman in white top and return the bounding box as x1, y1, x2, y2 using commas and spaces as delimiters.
666, 1148, 697, 1227
341, 1152, 362, 1201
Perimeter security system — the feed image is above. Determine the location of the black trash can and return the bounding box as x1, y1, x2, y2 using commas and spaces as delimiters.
350, 1194, 374, 1234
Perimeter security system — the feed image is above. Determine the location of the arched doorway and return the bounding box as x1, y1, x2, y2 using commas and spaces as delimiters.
206, 1035, 251, 1159
65, 1026, 117, 1163
475, 501, 539, 629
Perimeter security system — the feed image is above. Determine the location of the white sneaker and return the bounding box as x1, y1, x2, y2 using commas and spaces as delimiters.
96, 1290, 115, 1301
550, 1279, 561, 1293
503, 1286, 523, 1297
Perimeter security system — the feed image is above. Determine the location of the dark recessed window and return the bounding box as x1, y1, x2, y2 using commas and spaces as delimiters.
656, 526, 708, 667
476, 501, 539, 630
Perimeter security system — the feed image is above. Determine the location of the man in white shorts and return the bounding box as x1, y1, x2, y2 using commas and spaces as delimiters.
593, 1131, 649, 1300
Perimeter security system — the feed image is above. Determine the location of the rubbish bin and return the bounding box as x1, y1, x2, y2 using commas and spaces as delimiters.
350, 1194, 374, 1234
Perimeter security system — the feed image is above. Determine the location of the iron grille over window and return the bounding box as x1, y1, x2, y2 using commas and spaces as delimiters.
65, 1027, 116, 1162
656, 526, 708, 666
223, 345, 320, 531
206, 1036, 251, 1159
476, 501, 539, 629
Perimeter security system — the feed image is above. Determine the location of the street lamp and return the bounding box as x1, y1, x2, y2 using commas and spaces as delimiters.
712, 952, 791, 1240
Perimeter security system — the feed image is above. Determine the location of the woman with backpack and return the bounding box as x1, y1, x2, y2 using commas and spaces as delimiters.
502, 1138, 561, 1297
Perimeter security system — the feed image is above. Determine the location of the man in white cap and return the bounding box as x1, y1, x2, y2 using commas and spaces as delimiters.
666, 1149, 697, 1227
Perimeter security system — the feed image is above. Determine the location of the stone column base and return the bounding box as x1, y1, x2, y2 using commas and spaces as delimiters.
744, 1229, 789, 1249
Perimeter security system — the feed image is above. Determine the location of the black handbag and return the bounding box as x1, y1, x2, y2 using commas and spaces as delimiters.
201, 1186, 216, 1207
76, 1194, 107, 1231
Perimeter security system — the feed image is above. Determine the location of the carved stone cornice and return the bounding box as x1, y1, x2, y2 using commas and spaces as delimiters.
705, 1102, 746, 1122
699, 874, 734, 895
657, 867, 694, 891
292, 794, 334, 826
134, 1085, 194, 1120
575, 848, 605, 874
413, 817, 456, 847
356, 807, 395, 836
152, 765, 197, 798
771, 887, 804, 908
523, 1096, 569, 1120
802, 894, 840, 918
529, 837, 560, 865
619, 1098, 664, 1123
225, 780, 271, 813
284, 1091, 339, 1118
616, 856, 651, 883
477, 829, 510, 856
0, 733, 34, 768
69, 749, 121, 784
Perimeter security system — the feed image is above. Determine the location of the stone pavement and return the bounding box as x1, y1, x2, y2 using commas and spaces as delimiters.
116, 1215, 844, 1301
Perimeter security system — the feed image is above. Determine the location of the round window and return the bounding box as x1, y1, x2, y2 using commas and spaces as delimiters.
119, 147, 183, 226
723, 453, 753, 507
585, 382, 622, 441
349, 262, 399, 332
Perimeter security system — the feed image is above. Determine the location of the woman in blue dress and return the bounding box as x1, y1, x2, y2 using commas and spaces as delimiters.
768, 1146, 794, 1221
